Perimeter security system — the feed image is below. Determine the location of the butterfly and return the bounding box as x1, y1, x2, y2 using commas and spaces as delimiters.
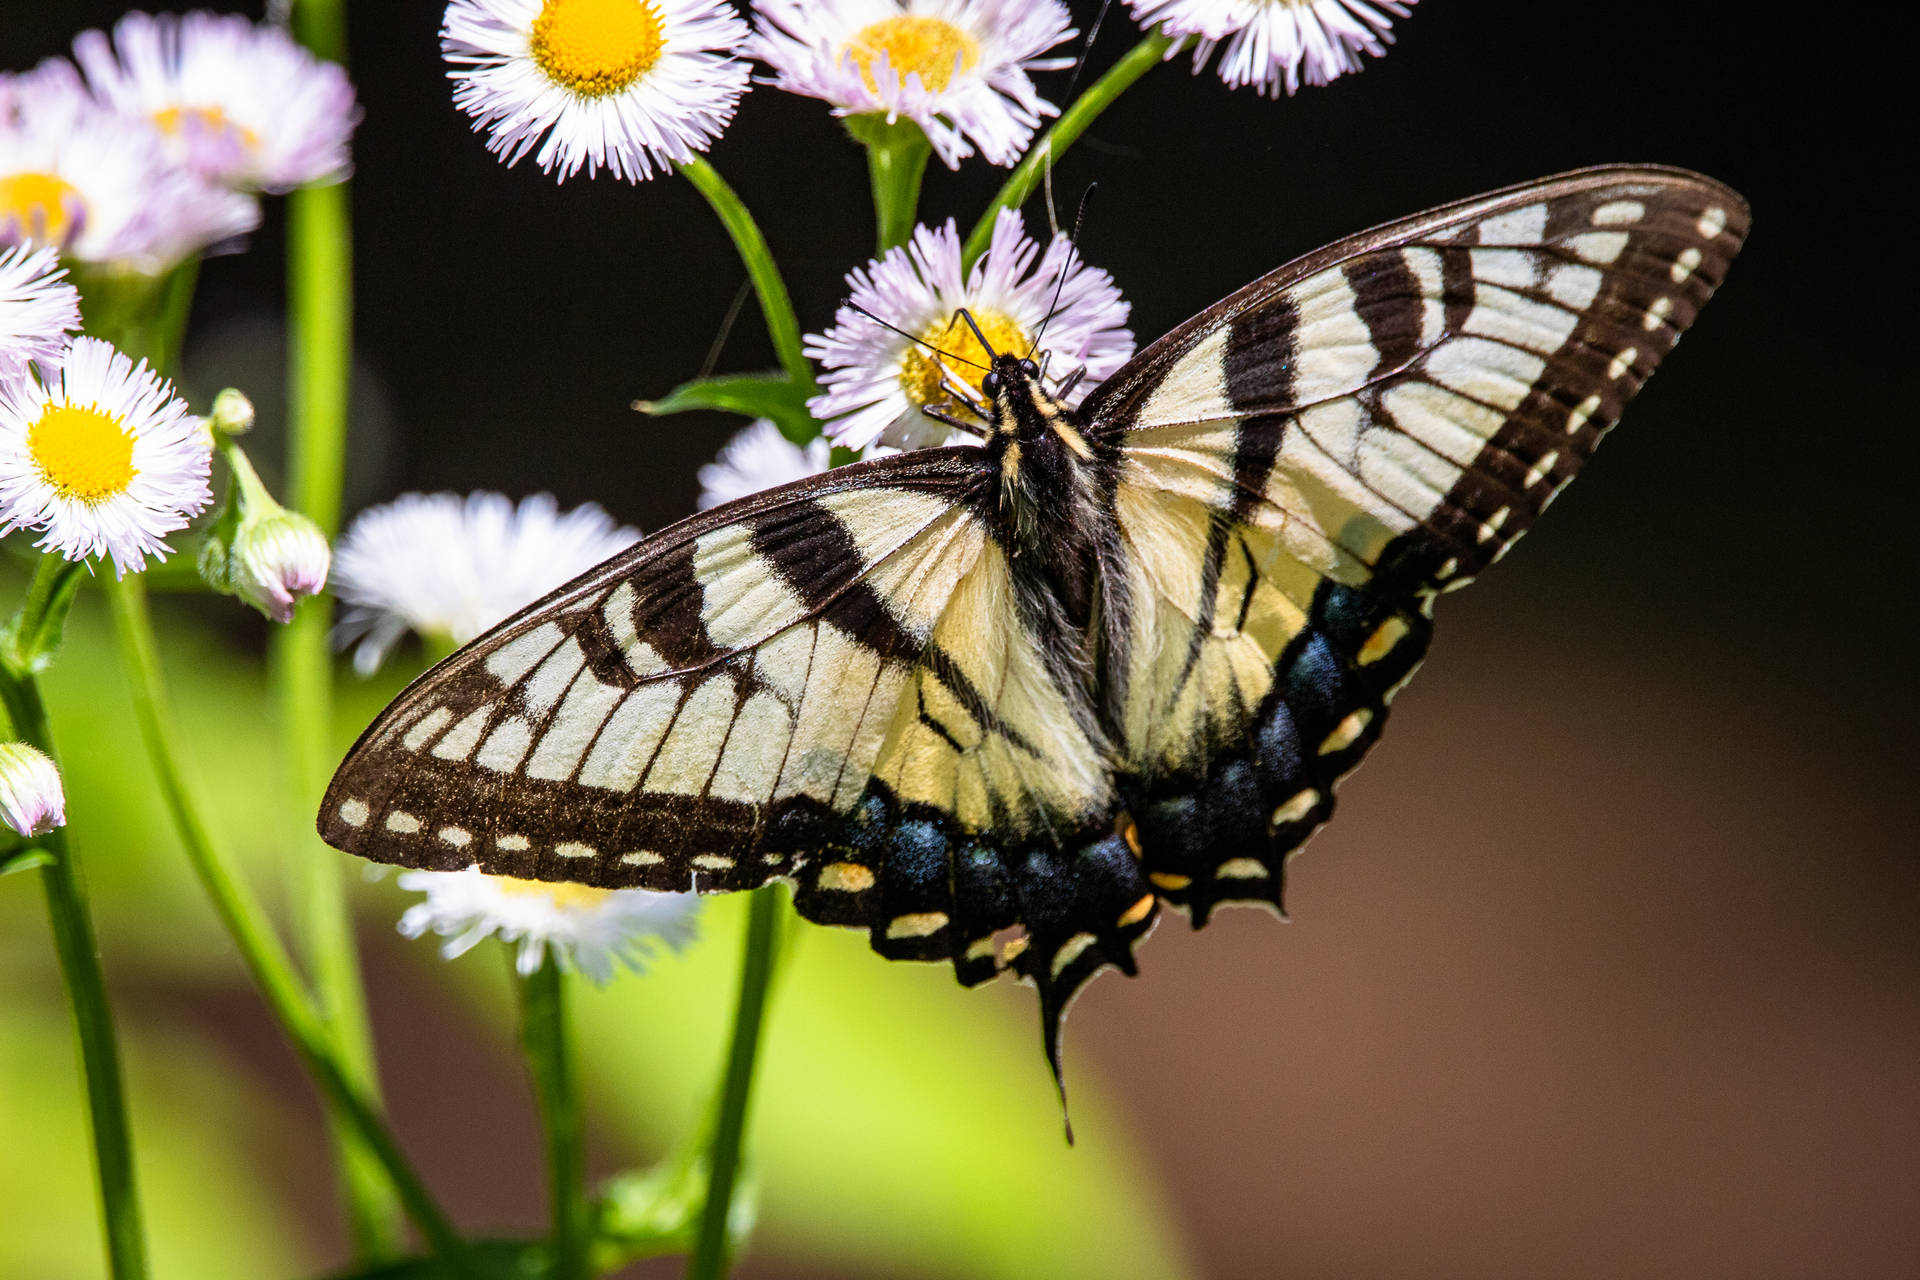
320, 165, 1748, 1103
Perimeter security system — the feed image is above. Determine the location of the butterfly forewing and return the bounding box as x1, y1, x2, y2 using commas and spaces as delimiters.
1099, 165, 1748, 920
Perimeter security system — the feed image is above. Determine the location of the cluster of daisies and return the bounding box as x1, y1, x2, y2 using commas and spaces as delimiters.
0, 16, 352, 851
0, 12, 352, 578
445, 0, 1416, 180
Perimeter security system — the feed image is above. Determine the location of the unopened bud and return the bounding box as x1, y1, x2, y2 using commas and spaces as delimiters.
231, 508, 332, 623
209, 387, 255, 436
199, 441, 331, 622
0, 742, 66, 838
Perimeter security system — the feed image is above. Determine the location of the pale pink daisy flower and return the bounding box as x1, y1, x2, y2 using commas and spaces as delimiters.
751, 0, 1076, 168
0, 244, 80, 384
71, 10, 360, 192
1129, 0, 1415, 97
697, 418, 832, 510
0, 90, 258, 273
331, 490, 640, 674
398, 866, 698, 982
0, 337, 213, 577
442, 0, 752, 182
807, 208, 1133, 450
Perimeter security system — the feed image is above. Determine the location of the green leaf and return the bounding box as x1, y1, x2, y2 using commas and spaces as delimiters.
0, 846, 53, 877
635, 372, 821, 445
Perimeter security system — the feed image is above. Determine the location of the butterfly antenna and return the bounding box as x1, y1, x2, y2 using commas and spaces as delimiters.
850, 302, 986, 371
955, 308, 1000, 362
1027, 183, 1098, 359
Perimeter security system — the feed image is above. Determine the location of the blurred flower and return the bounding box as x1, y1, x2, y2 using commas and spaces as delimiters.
442, 0, 752, 182
398, 866, 698, 982
807, 208, 1133, 450
332, 490, 640, 674
697, 418, 832, 509
752, 0, 1075, 168
0, 243, 79, 383
0, 742, 65, 838
1128, 0, 1414, 97
0, 59, 92, 126
70, 11, 359, 193
0, 337, 212, 576
0, 90, 258, 273
198, 443, 331, 624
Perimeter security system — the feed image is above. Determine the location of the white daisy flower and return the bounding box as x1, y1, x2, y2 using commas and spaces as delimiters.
1129, 0, 1415, 97
71, 11, 360, 193
398, 866, 698, 983
696, 418, 832, 510
0, 93, 259, 273
441, 0, 752, 183
332, 490, 640, 675
806, 208, 1134, 450
0, 337, 213, 577
1, 58, 93, 126
0, 243, 80, 383
0, 742, 66, 839
752, 0, 1076, 168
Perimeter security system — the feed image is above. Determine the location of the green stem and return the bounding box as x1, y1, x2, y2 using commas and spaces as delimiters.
679, 158, 815, 392
0, 670, 149, 1280
848, 115, 934, 254
286, 0, 400, 1254
516, 957, 588, 1280
101, 575, 483, 1276
686, 890, 783, 1280
2, 555, 86, 677
962, 30, 1178, 270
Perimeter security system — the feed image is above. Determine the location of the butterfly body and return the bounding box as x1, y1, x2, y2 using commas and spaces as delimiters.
321, 166, 1749, 1093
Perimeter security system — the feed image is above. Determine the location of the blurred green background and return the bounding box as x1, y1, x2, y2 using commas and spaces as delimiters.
3, 3, 1915, 1278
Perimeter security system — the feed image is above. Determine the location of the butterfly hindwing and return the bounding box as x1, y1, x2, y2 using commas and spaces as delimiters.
1098, 165, 1748, 917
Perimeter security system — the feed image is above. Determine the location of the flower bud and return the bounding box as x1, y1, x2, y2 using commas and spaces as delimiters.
199, 442, 331, 622
209, 387, 256, 436
232, 508, 332, 623
0, 742, 66, 838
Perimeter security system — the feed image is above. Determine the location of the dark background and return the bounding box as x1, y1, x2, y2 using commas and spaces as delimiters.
10, 2, 1918, 1277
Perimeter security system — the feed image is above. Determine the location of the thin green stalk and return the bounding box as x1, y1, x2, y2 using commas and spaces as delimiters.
2, 554, 86, 675
101, 575, 484, 1277
285, 0, 400, 1252
679, 158, 814, 391
516, 957, 588, 1280
686, 890, 783, 1280
0, 667, 149, 1280
848, 116, 934, 254
963, 30, 1178, 269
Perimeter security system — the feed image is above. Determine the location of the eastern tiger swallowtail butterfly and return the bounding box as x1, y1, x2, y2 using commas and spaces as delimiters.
320, 165, 1748, 1101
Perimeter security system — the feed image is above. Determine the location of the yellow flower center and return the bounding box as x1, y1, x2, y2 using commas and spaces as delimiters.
153, 104, 262, 152
898, 309, 1028, 407
846, 15, 978, 94
0, 171, 84, 245
530, 0, 667, 97
493, 875, 615, 911
27, 404, 139, 504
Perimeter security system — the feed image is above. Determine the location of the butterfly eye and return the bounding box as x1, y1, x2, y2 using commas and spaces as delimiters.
1017, 358, 1039, 378
980, 371, 1002, 398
